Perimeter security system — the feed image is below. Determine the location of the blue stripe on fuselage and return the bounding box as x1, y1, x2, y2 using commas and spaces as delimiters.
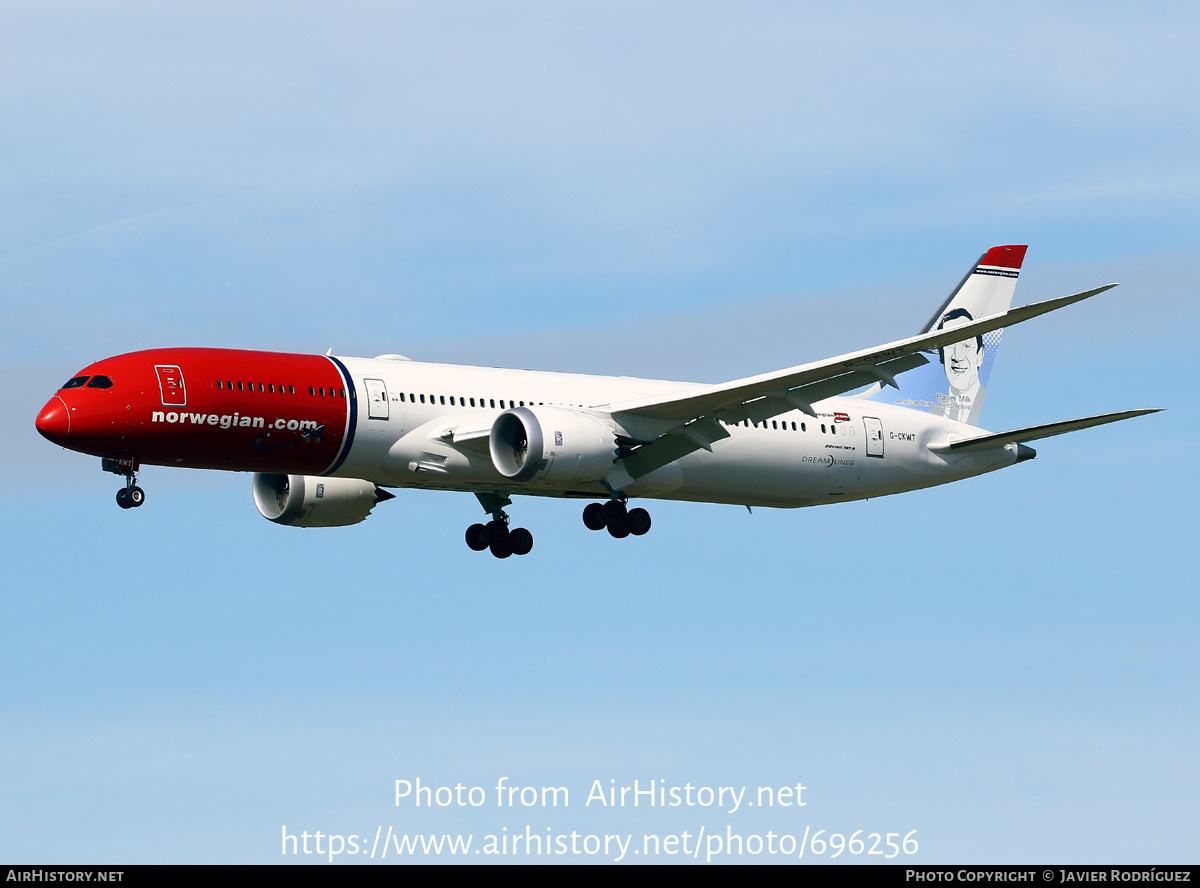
323, 356, 358, 476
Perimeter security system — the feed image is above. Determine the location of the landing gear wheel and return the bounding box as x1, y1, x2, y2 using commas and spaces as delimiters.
116, 488, 131, 509
627, 507, 651, 536
128, 486, 145, 508
466, 523, 490, 551
582, 502, 606, 531
485, 519, 509, 546
508, 527, 534, 556
607, 512, 631, 539
489, 536, 513, 559
601, 500, 625, 526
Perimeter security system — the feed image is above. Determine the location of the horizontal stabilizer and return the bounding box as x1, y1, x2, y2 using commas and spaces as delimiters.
927, 409, 1162, 454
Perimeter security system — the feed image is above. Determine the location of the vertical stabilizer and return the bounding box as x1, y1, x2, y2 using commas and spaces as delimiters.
869, 245, 1027, 425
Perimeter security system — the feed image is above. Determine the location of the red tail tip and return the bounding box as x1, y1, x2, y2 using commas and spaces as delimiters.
981, 245, 1028, 270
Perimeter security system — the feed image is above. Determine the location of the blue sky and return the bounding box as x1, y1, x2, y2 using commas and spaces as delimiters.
1, 1, 1197, 864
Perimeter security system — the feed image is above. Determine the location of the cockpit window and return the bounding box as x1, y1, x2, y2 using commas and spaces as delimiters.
61, 376, 90, 389
86, 375, 114, 389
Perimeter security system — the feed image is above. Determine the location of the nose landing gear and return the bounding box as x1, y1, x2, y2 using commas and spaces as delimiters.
103, 457, 145, 510
115, 482, 146, 509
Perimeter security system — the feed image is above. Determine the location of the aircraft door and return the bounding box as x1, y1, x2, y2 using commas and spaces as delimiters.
864, 416, 884, 458
364, 378, 389, 420
155, 365, 187, 407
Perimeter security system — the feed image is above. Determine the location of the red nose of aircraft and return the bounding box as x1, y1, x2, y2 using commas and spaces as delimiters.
35, 396, 71, 444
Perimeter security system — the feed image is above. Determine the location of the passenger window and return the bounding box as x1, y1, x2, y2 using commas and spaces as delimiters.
339, 388, 345, 398
400, 393, 406, 402
61, 376, 90, 389
470, 398, 476, 407
440, 396, 445, 405
420, 394, 425, 404
86, 376, 114, 388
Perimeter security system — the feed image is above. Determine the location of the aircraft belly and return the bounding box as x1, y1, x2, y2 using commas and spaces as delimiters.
669, 436, 825, 507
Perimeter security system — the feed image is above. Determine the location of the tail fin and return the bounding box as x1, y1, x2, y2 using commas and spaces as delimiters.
867, 244, 1027, 425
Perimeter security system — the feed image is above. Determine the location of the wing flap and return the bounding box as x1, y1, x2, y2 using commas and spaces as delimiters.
713, 353, 929, 425
620, 417, 731, 479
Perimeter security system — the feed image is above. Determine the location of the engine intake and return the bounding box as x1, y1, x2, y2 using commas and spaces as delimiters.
252, 473, 394, 527
489, 406, 617, 485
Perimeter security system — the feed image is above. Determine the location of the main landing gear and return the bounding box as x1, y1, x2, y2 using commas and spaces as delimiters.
582, 499, 651, 539
464, 493, 650, 558
466, 492, 533, 559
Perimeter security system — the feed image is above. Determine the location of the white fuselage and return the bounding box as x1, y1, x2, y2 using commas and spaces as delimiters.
332, 357, 1019, 509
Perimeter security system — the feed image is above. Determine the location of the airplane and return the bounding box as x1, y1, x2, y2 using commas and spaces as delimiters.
35, 245, 1158, 558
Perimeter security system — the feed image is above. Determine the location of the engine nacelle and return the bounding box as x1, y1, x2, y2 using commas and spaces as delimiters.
252, 473, 394, 527
490, 406, 617, 485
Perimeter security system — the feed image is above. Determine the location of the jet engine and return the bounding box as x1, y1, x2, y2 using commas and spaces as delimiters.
489, 406, 618, 485
252, 473, 395, 527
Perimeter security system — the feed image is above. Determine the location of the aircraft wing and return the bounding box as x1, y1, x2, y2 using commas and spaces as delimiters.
927, 409, 1161, 454
607, 284, 1118, 481
611, 284, 1117, 422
